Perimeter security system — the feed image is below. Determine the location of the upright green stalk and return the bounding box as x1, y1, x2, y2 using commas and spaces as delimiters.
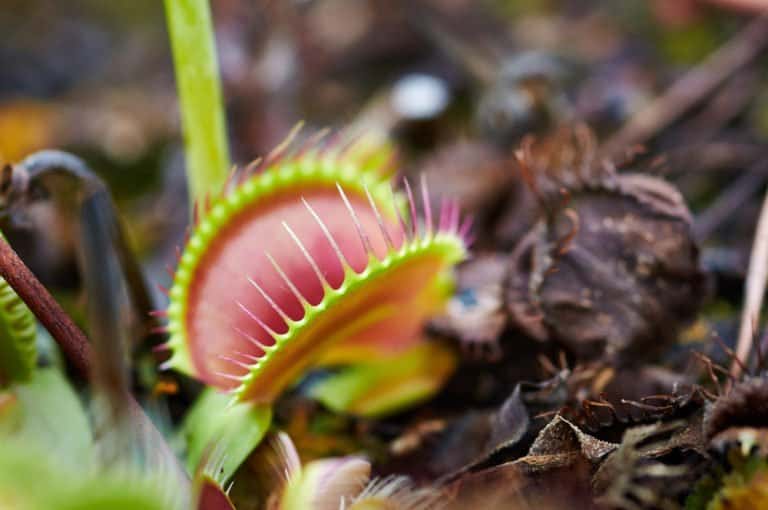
164, 0, 230, 208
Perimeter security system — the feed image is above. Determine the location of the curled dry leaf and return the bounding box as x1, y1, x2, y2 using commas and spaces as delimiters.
445, 457, 594, 510
383, 385, 530, 481
443, 416, 603, 508
527, 415, 617, 466
387, 369, 583, 481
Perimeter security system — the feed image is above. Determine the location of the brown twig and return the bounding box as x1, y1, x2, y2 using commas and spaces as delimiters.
704, 0, 768, 13
676, 70, 759, 142
732, 187, 768, 380
0, 235, 92, 377
665, 141, 763, 176
600, 13, 768, 158
693, 157, 768, 240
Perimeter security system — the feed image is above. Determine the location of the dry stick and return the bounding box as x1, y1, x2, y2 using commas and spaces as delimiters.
705, 0, 768, 12
665, 142, 763, 176
694, 157, 768, 240
0, 235, 92, 377
732, 189, 768, 380
678, 70, 758, 142
600, 13, 768, 158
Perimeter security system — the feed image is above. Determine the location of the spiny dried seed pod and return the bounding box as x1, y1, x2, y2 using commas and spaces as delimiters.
506, 125, 705, 362
685, 369, 768, 509
163, 136, 469, 403
705, 375, 768, 443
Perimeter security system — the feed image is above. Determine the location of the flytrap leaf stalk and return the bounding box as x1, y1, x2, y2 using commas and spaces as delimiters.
164, 0, 231, 205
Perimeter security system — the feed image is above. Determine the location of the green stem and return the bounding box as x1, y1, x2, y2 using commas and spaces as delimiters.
164, 0, 230, 209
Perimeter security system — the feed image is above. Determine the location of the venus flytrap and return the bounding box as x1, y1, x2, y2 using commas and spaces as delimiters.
162, 1, 470, 488
192, 445, 238, 510
162, 135, 470, 409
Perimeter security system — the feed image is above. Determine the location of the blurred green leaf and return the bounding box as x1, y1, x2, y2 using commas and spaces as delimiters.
0, 440, 168, 510
0, 276, 37, 387
308, 341, 457, 417
180, 388, 272, 481
12, 367, 93, 466
659, 21, 721, 65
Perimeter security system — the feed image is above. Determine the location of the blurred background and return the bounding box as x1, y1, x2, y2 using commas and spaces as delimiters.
1, 0, 767, 324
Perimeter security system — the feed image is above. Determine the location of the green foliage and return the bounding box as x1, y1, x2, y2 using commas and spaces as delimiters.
659, 21, 721, 65
9, 367, 93, 466
180, 387, 273, 481
0, 441, 168, 510
1, 368, 187, 509
0, 275, 37, 387
308, 341, 457, 417
686, 450, 768, 510
686, 471, 723, 510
